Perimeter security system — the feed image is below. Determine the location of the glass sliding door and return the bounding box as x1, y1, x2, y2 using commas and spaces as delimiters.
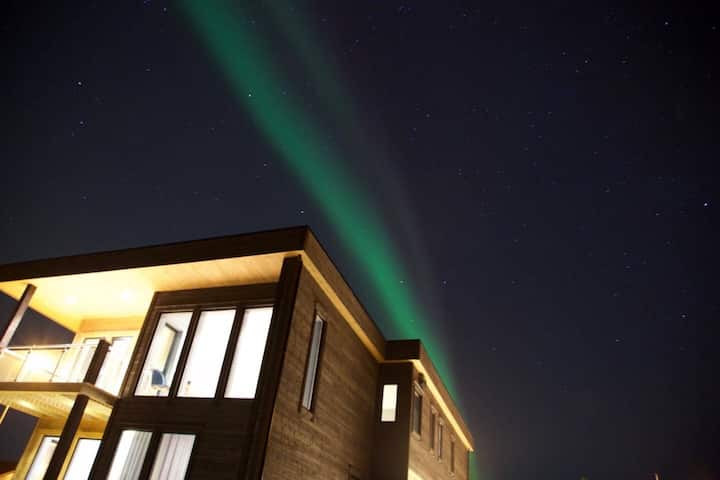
64, 438, 101, 480
26, 436, 59, 480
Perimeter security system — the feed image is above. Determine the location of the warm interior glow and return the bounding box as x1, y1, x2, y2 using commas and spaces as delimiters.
136, 312, 192, 397
26, 435, 58, 480
64, 438, 101, 480
381, 384, 398, 422
149, 433, 195, 480
224, 307, 273, 399
0, 252, 292, 332
108, 430, 151, 480
179, 309, 235, 398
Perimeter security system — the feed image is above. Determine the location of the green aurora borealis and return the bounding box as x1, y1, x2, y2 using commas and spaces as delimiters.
180, 2, 479, 477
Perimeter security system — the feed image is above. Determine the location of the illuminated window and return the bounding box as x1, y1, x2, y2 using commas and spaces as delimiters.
64, 438, 101, 480
26, 436, 58, 480
225, 307, 273, 398
411, 386, 423, 435
429, 409, 437, 451
381, 384, 398, 422
149, 433, 195, 479
107, 430, 152, 480
136, 312, 192, 396
179, 309, 235, 397
301, 315, 325, 410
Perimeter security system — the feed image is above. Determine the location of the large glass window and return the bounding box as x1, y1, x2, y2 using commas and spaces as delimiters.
136, 312, 192, 396
381, 384, 398, 422
64, 438, 101, 480
178, 309, 235, 397
301, 315, 325, 410
26, 435, 58, 480
107, 430, 152, 480
411, 387, 423, 435
224, 307, 273, 399
149, 433, 196, 480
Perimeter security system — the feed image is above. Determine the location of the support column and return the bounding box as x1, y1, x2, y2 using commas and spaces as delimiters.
0, 283, 36, 349
42, 339, 109, 480
245, 255, 302, 480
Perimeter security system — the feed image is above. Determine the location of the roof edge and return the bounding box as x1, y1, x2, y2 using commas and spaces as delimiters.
0, 226, 310, 282
386, 339, 475, 450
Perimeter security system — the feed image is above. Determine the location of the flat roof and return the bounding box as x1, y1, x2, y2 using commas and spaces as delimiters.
0, 225, 474, 450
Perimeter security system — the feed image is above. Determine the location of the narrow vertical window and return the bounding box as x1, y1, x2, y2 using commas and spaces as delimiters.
411, 387, 423, 435
380, 384, 398, 422
64, 438, 101, 480
26, 436, 58, 480
301, 315, 325, 410
107, 430, 152, 480
179, 309, 235, 397
450, 438, 456, 474
149, 433, 196, 480
429, 409, 437, 451
438, 421, 444, 460
225, 307, 273, 398
136, 312, 192, 396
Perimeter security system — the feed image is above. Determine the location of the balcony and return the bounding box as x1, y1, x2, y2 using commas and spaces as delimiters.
0, 340, 128, 428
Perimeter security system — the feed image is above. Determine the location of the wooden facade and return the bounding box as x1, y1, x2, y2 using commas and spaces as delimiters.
0, 226, 473, 479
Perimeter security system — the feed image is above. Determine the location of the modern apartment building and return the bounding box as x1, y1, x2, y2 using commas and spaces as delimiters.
0, 226, 474, 479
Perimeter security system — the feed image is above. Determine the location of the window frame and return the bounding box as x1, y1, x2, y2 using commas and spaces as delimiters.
131, 294, 275, 400
429, 406, 438, 453
299, 312, 327, 413
64, 436, 102, 480
26, 435, 59, 480
106, 428, 198, 480
380, 383, 399, 422
437, 419, 445, 462
411, 383, 423, 437
450, 435, 456, 475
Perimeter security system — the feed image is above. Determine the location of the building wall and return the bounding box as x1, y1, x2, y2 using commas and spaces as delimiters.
407, 368, 469, 480
262, 266, 379, 479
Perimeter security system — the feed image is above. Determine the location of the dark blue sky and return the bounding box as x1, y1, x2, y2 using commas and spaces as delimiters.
1, 2, 718, 479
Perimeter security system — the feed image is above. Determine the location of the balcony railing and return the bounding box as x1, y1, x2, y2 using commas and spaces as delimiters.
0, 340, 129, 395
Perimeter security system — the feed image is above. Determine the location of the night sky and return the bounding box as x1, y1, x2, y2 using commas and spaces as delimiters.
2, 2, 719, 479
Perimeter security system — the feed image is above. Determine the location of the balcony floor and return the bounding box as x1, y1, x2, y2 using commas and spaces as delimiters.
0, 382, 115, 430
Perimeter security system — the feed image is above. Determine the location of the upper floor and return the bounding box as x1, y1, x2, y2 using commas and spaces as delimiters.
0, 226, 473, 479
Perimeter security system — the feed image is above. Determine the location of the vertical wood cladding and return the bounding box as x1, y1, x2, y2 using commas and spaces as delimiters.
262, 266, 379, 479
408, 368, 469, 480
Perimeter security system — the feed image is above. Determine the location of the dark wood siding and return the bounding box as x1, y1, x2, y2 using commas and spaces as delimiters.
262, 266, 379, 479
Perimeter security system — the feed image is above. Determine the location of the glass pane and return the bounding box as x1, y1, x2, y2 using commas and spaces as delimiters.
107, 430, 152, 480
149, 433, 195, 480
96, 336, 134, 395
64, 438, 101, 480
69, 338, 100, 382
178, 309, 235, 398
135, 312, 192, 396
381, 384, 398, 422
224, 307, 273, 399
301, 316, 324, 409
26, 436, 59, 480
